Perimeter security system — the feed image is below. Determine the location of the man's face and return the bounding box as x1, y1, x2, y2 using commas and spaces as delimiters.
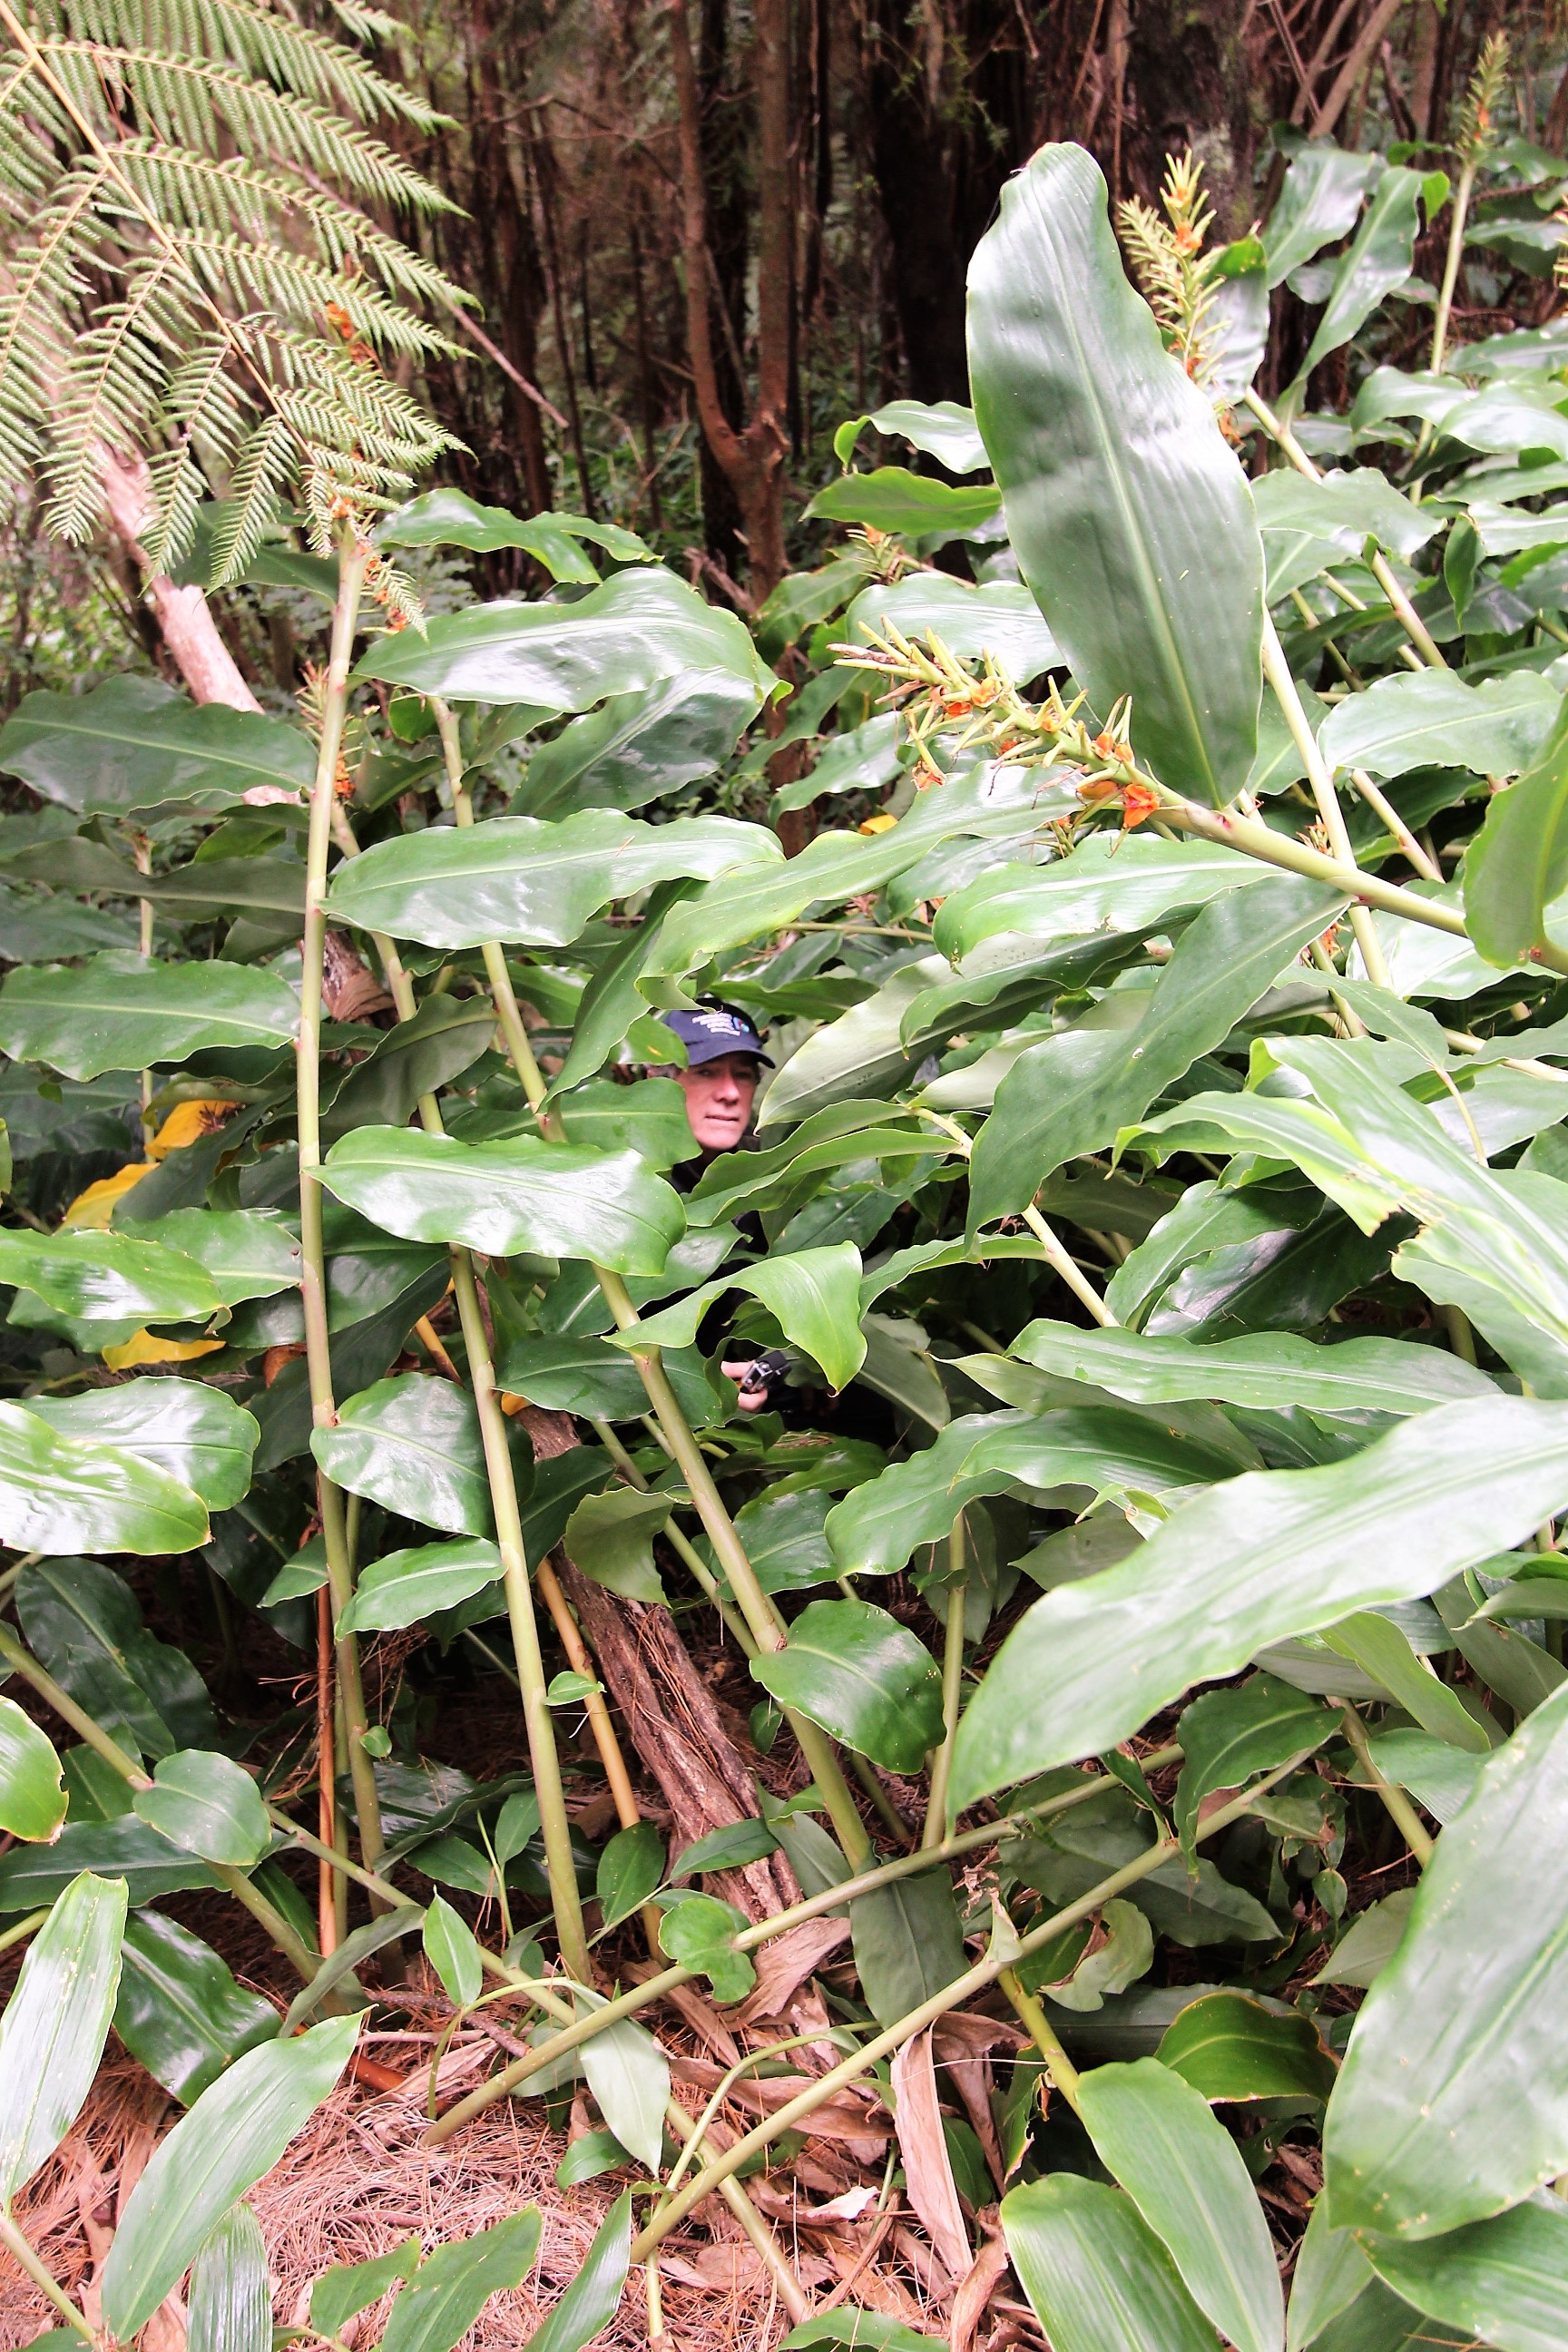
677, 1053, 760, 1152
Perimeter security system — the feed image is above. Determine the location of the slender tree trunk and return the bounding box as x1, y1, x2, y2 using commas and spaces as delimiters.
96, 448, 262, 714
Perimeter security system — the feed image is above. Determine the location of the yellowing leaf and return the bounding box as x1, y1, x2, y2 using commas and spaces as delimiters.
103, 1330, 224, 1368
62, 1161, 155, 1228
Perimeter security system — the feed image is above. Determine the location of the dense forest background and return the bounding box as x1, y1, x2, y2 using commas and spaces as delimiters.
3, 0, 1553, 718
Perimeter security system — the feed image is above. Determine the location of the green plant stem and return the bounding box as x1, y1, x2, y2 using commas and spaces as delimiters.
414, 1748, 1181, 2141
0, 1908, 47, 1957
0, 2207, 93, 2343
1338, 1701, 1436, 1866
1431, 161, 1475, 377
1244, 387, 1447, 670
912, 1106, 1116, 1324
998, 1965, 1083, 2114
297, 539, 387, 1893
0, 1624, 321, 1982
921, 1516, 966, 1850
626, 1758, 1308, 2259
1348, 768, 1444, 883
132, 828, 155, 1146
1261, 613, 1392, 989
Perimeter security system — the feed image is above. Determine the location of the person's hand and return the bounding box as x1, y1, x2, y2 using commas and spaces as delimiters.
721, 1357, 770, 1410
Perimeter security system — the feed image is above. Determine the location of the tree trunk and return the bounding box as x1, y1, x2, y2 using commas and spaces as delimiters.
1120, 0, 1264, 235
96, 447, 262, 715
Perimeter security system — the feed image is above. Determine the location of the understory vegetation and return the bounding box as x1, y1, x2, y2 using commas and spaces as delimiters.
4, 6, 1568, 2351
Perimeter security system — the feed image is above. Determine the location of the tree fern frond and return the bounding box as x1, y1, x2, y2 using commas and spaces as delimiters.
206, 408, 292, 583
142, 333, 251, 570
46, 250, 182, 538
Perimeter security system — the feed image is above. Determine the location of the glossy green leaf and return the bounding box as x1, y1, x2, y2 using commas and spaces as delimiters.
596, 1821, 664, 1929
806, 465, 1000, 535
422, 1892, 484, 2008
1157, 1992, 1338, 2104
1298, 167, 1426, 379
102, 2015, 359, 2341
0, 1871, 126, 2206
781, 2312, 948, 2352
967, 876, 1341, 1225
1002, 2173, 1218, 2352
1325, 1679, 1568, 2238
932, 830, 1270, 961
1312, 1888, 1416, 1990
321, 998, 496, 1144
1251, 467, 1440, 568
1077, 2057, 1284, 2352
132, 1749, 270, 1867
1286, 2200, 1375, 2352
0, 677, 313, 817
1465, 700, 1568, 966
17, 1553, 213, 1758
952, 1396, 1568, 1809
835, 396, 988, 473
1007, 1780, 1277, 1948
1360, 2197, 1568, 2352
122, 1210, 301, 1304
670, 1818, 780, 1879
659, 1893, 756, 2003
1006, 1318, 1494, 1416
772, 711, 906, 816
0, 1403, 210, 1554
0, 1228, 220, 1328
966, 142, 1263, 802
1318, 667, 1559, 780
563, 1488, 668, 1604
379, 2211, 544, 2352
26, 1382, 258, 1513
826, 1406, 1240, 1579
312, 1376, 492, 1537
841, 571, 1061, 675
116, 1910, 277, 2103
522, 671, 762, 818
0, 953, 299, 1080
569, 1993, 669, 2171
729, 1485, 836, 1594
520, 2190, 631, 2352
338, 1538, 502, 1634
1322, 1611, 1494, 1752
186, 2200, 270, 2352
0, 1697, 64, 1843
1265, 143, 1380, 285
311, 2240, 421, 2341
751, 1598, 943, 1773
318, 1128, 684, 1278
0, 1815, 217, 1908
1366, 1727, 1486, 1823
379, 487, 650, 566
851, 1867, 968, 2029
611, 1240, 865, 1390
354, 565, 770, 708
326, 807, 779, 952
1173, 1677, 1335, 1860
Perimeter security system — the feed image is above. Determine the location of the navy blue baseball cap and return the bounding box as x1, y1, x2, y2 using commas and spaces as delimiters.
661, 1004, 771, 1068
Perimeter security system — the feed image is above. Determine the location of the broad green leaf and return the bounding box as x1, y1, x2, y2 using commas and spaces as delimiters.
1434, 1573, 1565, 1719
1077, 2058, 1284, 2352
1322, 1612, 1494, 1752
318, 1128, 684, 1278
1035, 1894, 1152, 2009
671, 1818, 780, 1879
1157, 1992, 1338, 2105
0, 1696, 64, 1842
1286, 2200, 1374, 2352
1265, 143, 1380, 286
729, 1485, 835, 1594
932, 830, 1270, 961
573, 1994, 669, 2171
321, 998, 496, 1143
1312, 1888, 1416, 1990
781, 2314, 948, 2352
851, 1868, 968, 2029
422, 1892, 483, 2008
312, 1376, 492, 1537
520, 2190, 631, 2352
102, 2015, 359, 2341
1002, 2173, 1218, 2352
17, 1553, 213, 1759
311, 2240, 421, 2341
1007, 1781, 1278, 1948
0, 1228, 220, 1328
495, 1075, 697, 1167
840, 572, 1062, 675
659, 1894, 756, 2003
326, 808, 779, 952
563, 1488, 668, 1604
379, 2212, 544, 2352
495, 1331, 718, 1428
1465, 699, 1568, 965
379, 489, 652, 566
967, 876, 1341, 1226
1359, 2197, 1568, 2352
122, 1210, 301, 1304
826, 1406, 1241, 1579
966, 142, 1264, 802
683, 1102, 932, 1226
596, 1821, 664, 1929
26, 1382, 258, 1513
116, 1911, 277, 2103
1366, 1727, 1486, 1822
1325, 1679, 1568, 2238
353, 567, 770, 708
1298, 167, 1426, 379
0, 1871, 126, 2206
750, 1598, 943, 1773
610, 1240, 865, 1389
337, 1538, 503, 1634
772, 711, 906, 816
760, 955, 946, 1125
1250, 468, 1439, 568
805, 465, 1000, 535
0, 1404, 210, 1555
1005, 1319, 1494, 1416
950, 1396, 1568, 1809
0, 953, 299, 1080
132, 1749, 270, 1866
186, 2201, 270, 2352
522, 672, 762, 818
0, 1816, 217, 1908
1173, 1677, 1335, 1860
835, 396, 988, 473
0, 677, 313, 818
1318, 668, 1560, 780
